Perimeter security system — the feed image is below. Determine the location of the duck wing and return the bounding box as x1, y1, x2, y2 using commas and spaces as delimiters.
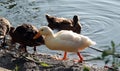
55, 30, 81, 43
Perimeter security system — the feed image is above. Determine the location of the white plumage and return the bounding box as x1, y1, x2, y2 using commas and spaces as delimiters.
34, 26, 96, 62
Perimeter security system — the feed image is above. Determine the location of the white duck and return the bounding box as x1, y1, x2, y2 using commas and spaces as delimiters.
34, 26, 96, 62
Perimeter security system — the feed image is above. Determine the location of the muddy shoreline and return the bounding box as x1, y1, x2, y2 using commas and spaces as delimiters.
0, 49, 108, 71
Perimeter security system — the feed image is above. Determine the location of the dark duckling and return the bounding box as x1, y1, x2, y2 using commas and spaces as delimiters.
46, 14, 82, 34
9, 23, 44, 53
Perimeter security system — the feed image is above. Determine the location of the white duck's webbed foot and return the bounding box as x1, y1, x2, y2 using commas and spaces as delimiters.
73, 52, 83, 63
52, 51, 69, 60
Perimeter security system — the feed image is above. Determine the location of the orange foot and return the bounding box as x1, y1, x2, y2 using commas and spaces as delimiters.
53, 51, 69, 61
73, 59, 83, 63
52, 55, 69, 60
56, 57, 69, 60
74, 52, 83, 63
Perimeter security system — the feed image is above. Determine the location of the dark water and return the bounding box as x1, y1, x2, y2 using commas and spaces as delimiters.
0, 0, 120, 66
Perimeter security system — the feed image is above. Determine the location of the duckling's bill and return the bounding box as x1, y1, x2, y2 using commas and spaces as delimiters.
33, 33, 41, 39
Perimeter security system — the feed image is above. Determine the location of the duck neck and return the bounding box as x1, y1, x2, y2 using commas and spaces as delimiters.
44, 31, 54, 39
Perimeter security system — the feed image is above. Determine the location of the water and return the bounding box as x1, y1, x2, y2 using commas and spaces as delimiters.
0, 0, 120, 66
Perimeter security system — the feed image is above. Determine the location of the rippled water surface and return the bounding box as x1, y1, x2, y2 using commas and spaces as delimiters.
0, 0, 120, 66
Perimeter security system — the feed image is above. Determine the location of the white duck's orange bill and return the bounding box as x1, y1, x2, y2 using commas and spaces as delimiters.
33, 33, 41, 39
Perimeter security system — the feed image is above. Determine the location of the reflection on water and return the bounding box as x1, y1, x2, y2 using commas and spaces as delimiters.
0, 0, 120, 66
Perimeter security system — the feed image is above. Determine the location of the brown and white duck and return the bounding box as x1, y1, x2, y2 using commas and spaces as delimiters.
0, 17, 11, 48
46, 14, 82, 34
